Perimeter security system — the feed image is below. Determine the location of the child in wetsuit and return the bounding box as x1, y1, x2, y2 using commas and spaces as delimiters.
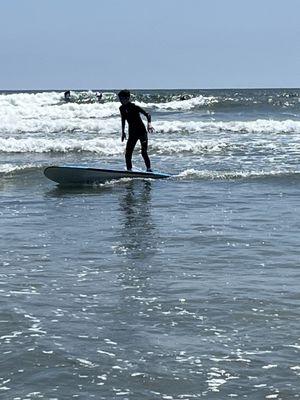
118, 90, 154, 172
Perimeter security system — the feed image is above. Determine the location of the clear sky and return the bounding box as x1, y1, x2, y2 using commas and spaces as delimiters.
1, 0, 300, 89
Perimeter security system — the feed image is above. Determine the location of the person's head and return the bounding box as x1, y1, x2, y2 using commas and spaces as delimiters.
64, 90, 71, 100
118, 89, 130, 105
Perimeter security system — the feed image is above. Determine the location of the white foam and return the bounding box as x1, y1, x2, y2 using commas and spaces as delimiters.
2, 116, 300, 137
154, 119, 300, 134
76, 358, 97, 368
176, 168, 299, 180
1, 134, 299, 157
0, 137, 123, 154
137, 94, 217, 110
2, 91, 300, 136
0, 163, 40, 174
0, 92, 120, 136
0, 116, 120, 135
151, 137, 229, 154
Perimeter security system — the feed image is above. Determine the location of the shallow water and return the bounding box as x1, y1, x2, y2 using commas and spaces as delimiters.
1, 89, 300, 399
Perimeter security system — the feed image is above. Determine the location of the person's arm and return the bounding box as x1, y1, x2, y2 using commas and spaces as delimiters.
136, 105, 154, 133
120, 108, 126, 141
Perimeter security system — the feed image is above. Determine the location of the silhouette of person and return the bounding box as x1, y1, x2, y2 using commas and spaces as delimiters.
118, 90, 154, 172
64, 90, 71, 102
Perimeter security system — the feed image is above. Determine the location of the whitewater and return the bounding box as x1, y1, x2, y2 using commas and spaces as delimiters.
1, 89, 300, 177
1, 88, 300, 399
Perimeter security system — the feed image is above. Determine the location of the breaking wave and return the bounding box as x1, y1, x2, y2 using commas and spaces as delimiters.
1, 117, 300, 136
177, 168, 300, 181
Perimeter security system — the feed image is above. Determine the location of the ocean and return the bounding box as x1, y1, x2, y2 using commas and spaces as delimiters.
1, 89, 300, 399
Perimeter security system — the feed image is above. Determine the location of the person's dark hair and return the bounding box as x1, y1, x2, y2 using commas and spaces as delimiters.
118, 89, 130, 99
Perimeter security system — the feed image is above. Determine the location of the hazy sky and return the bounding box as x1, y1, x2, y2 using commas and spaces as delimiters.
1, 0, 300, 89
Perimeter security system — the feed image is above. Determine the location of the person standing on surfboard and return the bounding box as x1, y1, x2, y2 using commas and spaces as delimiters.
118, 90, 154, 172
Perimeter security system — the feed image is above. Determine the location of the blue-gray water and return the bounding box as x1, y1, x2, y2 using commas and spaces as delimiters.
1, 89, 300, 399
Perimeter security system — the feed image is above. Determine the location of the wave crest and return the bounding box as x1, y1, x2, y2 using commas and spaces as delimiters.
177, 168, 300, 180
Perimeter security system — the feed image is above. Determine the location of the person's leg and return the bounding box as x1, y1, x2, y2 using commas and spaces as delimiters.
125, 137, 138, 170
140, 135, 151, 171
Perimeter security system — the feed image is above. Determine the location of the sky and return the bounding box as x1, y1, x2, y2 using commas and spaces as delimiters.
1, 0, 300, 90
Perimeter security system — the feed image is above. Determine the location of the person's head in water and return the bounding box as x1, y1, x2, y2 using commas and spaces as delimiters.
118, 89, 130, 105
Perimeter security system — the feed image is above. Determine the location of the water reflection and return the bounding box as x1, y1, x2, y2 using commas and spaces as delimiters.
117, 180, 158, 262
114, 181, 160, 360
44, 184, 115, 198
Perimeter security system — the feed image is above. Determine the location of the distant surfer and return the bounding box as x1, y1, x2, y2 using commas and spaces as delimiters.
118, 90, 154, 172
64, 90, 71, 102
96, 92, 102, 102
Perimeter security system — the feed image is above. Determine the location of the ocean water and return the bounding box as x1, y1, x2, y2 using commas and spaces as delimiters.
1, 89, 300, 399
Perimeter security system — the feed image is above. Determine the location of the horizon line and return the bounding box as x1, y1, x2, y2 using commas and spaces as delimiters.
1, 86, 300, 92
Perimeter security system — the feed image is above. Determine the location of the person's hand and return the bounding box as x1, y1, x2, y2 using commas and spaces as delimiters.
147, 123, 154, 133
121, 132, 126, 142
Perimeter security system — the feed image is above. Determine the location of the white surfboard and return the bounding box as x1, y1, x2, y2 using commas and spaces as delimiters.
44, 166, 171, 185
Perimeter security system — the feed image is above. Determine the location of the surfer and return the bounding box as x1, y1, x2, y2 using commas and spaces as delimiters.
118, 90, 154, 172
64, 90, 71, 102
96, 92, 102, 102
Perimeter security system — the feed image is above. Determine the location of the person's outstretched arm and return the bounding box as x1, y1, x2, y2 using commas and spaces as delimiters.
136, 105, 154, 133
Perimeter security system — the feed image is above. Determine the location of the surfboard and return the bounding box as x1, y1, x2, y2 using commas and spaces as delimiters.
44, 166, 171, 185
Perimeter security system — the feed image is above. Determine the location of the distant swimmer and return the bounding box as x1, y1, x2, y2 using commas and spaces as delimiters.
118, 89, 154, 172
64, 90, 71, 102
180, 94, 189, 101
96, 92, 102, 102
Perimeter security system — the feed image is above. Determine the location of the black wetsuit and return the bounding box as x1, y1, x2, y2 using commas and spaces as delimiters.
119, 102, 151, 170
